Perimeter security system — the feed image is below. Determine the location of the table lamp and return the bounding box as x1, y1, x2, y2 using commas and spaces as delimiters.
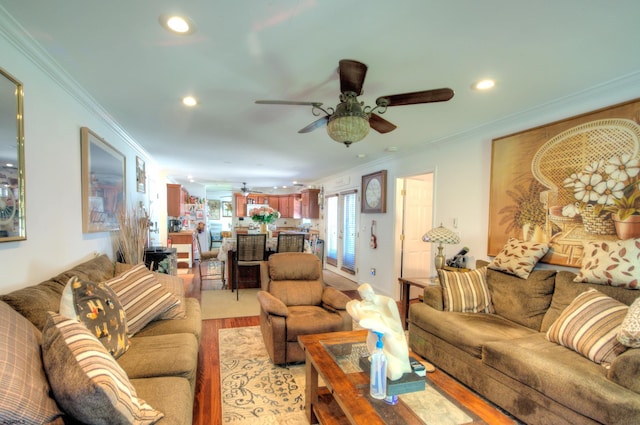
422, 224, 460, 270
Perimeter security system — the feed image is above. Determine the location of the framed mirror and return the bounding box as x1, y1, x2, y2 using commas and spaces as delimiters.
0, 67, 26, 242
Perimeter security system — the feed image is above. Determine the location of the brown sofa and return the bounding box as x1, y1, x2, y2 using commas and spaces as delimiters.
0, 254, 201, 424
408, 261, 640, 425
257, 252, 353, 364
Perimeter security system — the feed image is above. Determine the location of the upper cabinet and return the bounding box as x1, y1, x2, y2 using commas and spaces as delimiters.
301, 189, 320, 219
233, 193, 313, 218
167, 184, 187, 217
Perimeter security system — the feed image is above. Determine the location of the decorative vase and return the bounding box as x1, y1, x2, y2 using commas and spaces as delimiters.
613, 214, 640, 240
260, 223, 268, 234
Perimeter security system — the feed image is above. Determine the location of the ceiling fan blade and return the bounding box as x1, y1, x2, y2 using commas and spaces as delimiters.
339, 59, 368, 95
369, 113, 397, 134
255, 100, 322, 107
298, 116, 329, 133
376, 88, 454, 107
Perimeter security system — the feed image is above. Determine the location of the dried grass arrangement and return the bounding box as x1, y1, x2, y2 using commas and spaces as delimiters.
111, 205, 149, 264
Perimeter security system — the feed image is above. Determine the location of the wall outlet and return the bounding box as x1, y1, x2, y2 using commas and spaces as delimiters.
370, 268, 376, 276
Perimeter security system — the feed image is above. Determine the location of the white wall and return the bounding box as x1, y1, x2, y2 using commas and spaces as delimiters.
317, 73, 640, 299
0, 18, 157, 292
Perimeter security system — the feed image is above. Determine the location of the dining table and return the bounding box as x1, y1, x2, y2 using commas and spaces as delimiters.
217, 236, 311, 290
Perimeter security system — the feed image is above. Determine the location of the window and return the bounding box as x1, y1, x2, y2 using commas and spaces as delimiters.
325, 190, 357, 274
326, 194, 338, 266
341, 191, 357, 273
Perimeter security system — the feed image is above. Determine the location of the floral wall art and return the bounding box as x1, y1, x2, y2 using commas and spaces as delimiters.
488, 98, 640, 267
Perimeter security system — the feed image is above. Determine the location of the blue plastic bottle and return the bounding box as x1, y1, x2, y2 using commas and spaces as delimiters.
370, 331, 387, 399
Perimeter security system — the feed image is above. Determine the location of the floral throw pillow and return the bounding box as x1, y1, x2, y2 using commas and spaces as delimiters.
488, 238, 549, 279
574, 239, 640, 288
618, 297, 640, 348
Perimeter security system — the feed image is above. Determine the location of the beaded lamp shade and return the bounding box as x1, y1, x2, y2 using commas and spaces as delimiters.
422, 224, 460, 245
422, 224, 460, 270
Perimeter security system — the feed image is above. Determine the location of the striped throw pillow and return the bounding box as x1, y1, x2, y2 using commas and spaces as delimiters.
42, 312, 163, 424
546, 289, 628, 366
106, 263, 181, 336
438, 266, 495, 313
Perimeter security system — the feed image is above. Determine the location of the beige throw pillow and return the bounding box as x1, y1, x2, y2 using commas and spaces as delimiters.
106, 263, 181, 336
574, 239, 640, 288
438, 266, 495, 313
42, 312, 164, 424
488, 238, 549, 279
546, 289, 628, 366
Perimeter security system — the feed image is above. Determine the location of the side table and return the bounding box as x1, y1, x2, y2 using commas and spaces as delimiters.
397, 276, 439, 330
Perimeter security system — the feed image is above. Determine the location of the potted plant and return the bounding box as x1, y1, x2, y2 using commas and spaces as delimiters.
606, 179, 640, 240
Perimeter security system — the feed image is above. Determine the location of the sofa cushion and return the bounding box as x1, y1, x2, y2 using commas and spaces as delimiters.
285, 306, 348, 341
486, 267, 556, 331
133, 298, 202, 343
483, 333, 640, 425
0, 301, 63, 424
618, 297, 640, 348
115, 262, 186, 320
41, 312, 164, 424
0, 254, 115, 331
130, 377, 193, 425
488, 238, 549, 279
438, 266, 494, 313
106, 263, 181, 336
59, 276, 129, 358
546, 289, 628, 366
574, 239, 640, 288
541, 271, 640, 333
117, 333, 199, 382
408, 303, 534, 358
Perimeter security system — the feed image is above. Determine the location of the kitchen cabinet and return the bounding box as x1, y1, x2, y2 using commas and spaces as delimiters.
235, 194, 247, 217
301, 189, 320, 219
167, 184, 187, 217
278, 196, 291, 218
168, 230, 198, 268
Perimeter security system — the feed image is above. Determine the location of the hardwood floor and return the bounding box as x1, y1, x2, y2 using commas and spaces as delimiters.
184, 265, 514, 425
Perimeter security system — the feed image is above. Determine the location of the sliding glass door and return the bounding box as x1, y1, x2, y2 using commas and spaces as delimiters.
325, 190, 357, 275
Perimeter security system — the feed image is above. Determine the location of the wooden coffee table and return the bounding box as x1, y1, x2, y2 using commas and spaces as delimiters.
298, 330, 516, 425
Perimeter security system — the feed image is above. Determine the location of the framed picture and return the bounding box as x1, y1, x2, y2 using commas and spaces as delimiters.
488, 98, 640, 267
361, 170, 387, 213
0, 66, 26, 242
222, 201, 232, 217
81, 127, 125, 233
136, 156, 146, 193
208, 199, 221, 220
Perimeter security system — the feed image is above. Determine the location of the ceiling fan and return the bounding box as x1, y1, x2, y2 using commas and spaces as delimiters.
256, 59, 454, 147
239, 182, 263, 197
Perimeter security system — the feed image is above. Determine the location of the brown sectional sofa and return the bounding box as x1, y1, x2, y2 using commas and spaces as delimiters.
408, 261, 640, 425
0, 254, 201, 424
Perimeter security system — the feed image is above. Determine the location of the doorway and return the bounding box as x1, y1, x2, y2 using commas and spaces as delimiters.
398, 173, 434, 299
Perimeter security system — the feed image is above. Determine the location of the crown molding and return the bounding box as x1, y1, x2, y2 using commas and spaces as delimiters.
0, 6, 152, 161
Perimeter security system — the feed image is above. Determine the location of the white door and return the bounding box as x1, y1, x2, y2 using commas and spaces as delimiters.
400, 174, 434, 299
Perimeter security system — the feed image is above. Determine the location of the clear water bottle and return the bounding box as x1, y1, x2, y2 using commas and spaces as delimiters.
370, 331, 387, 399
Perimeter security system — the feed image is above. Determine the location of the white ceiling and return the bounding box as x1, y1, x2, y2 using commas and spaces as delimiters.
2, 1, 640, 193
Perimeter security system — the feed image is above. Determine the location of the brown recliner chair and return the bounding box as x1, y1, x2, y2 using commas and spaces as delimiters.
257, 252, 353, 365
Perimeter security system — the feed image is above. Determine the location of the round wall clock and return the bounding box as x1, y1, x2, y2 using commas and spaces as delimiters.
361, 170, 387, 213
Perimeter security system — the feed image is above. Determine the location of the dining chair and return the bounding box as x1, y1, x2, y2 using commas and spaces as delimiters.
276, 233, 306, 253
234, 234, 266, 300
196, 237, 226, 288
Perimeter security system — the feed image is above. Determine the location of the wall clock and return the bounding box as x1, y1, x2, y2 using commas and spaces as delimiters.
361, 170, 387, 213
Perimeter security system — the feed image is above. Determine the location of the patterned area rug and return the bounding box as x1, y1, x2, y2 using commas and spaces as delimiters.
219, 326, 491, 425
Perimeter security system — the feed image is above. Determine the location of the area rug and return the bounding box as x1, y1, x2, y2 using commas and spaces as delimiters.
219, 326, 485, 425
201, 289, 261, 320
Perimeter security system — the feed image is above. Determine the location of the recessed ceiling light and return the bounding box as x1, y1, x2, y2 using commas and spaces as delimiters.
182, 96, 197, 107
357, 153, 366, 158
159, 14, 196, 35
472, 79, 496, 91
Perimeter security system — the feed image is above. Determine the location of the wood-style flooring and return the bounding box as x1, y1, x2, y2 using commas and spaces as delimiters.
184, 266, 515, 425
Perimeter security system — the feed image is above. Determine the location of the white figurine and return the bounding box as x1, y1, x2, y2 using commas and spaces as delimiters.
347, 283, 412, 380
